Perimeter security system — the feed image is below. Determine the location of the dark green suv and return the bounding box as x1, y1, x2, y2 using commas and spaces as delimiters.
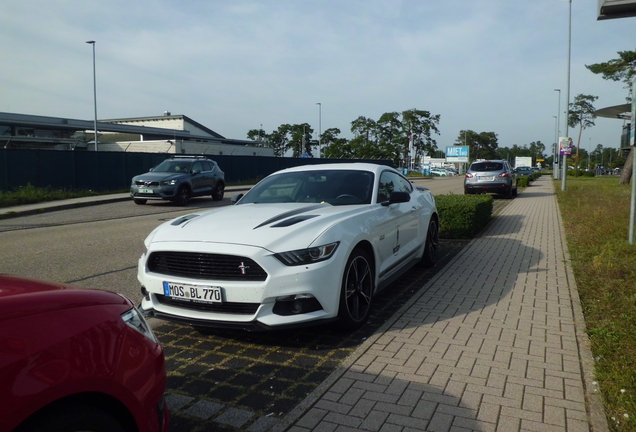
130, 156, 225, 206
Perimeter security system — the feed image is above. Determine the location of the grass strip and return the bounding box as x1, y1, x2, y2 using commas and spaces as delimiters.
555, 176, 636, 431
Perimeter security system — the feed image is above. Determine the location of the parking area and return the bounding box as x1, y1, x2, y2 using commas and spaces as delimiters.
157, 240, 469, 432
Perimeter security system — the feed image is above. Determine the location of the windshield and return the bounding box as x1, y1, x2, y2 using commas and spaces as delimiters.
238, 169, 375, 206
153, 160, 193, 173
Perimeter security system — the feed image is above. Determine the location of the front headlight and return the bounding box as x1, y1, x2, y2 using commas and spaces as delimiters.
121, 307, 159, 343
274, 241, 339, 266
160, 179, 178, 186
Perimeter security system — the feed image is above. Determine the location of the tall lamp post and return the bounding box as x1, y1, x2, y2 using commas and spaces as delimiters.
316, 103, 321, 158
562, 0, 572, 191
86, 41, 98, 152
553, 115, 558, 169
554, 89, 561, 179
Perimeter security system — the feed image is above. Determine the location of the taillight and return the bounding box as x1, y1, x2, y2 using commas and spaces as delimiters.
465, 173, 474, 178
498, 173, 510, 178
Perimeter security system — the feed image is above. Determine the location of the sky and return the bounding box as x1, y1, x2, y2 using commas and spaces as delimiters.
1, 0, 634, 156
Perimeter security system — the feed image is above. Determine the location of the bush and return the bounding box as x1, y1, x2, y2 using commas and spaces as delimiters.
435, 194, 493, 239
517, 176, 530, 188
566, 169, 595, 177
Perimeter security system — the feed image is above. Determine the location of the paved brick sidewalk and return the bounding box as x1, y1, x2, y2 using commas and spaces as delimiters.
279, 177, 607, 432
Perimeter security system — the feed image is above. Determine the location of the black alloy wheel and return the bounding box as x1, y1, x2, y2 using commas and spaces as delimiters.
421, 218, 439, 267
175, 186, 190, 206
339, 248, 374, 330
212, 183, 225, 201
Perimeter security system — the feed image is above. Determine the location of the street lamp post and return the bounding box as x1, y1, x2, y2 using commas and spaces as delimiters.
86, 41, 98, 152
554, 89, 561, 179
553, 115, 558, 168
562, 0, 572, 191
316, 103, 321, 158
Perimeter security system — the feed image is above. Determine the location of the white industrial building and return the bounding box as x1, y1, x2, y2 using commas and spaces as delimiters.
0, 111, 273, 156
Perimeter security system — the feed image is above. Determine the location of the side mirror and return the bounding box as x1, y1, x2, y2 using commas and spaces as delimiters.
192, 169, 201, 175
381, 191, 411, 206
231, 193, 244, 204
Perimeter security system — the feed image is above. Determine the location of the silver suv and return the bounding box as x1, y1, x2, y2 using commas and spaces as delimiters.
130, 156, 225, 206
464, 159, 517, 198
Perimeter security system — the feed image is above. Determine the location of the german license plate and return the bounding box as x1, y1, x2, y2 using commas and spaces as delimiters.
163, 281, 223, 303
478, 176, 495, 181
139, 188, 153, 194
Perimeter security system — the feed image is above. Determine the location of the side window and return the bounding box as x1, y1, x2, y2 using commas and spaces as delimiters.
377, 172, 394, 203
192, 161, 203, 173
377, 171, 411, 202
201, 161, 213, 171
395, 175, 413, 194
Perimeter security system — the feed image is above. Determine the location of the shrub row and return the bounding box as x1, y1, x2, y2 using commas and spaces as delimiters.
436, 194, 493, 239
567, 170, 595, 177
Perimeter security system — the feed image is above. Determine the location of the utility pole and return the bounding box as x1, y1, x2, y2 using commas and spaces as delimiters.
562, 0, 572, 191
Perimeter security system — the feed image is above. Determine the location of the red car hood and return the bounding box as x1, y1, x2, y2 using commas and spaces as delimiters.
0, 274, 130, 322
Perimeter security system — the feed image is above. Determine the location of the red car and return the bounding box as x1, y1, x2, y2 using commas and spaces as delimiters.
0, 275, 169, 432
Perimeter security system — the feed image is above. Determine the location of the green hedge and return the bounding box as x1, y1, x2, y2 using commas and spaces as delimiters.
567, 170, 595, 177
435, 194, 493, 239
517, 176, 531, 188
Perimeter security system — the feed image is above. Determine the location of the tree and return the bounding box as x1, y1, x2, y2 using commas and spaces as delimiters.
320, 128, 347, 157
246, 128, 267, 144
402, 109, 441, 167
288, 123, 314, 158
350, 116, 378, 144
376, 112, 403, 165
567, 94, 598, 175
586, 50, 636, 94
586, 50, 636, 184
268, 124, 292, 157
456, 130, 499, 162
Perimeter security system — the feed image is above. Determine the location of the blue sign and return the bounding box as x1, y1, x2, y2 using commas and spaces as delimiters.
446, 146, 469, 157
446, 146, 469, 162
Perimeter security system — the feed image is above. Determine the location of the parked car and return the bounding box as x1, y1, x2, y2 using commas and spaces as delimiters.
130, 155, 225, 206
515, 166, 535, 181
0, 274, 168, 432
138, 163, 439, 331
464, 159, 517, 198
430, 168, 449, 176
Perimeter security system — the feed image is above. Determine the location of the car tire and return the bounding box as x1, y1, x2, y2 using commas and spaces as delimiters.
133, 198, 147, 205
338, 248, 374, 330
17, 403, 127, 432
174, 186, 190, 206
212, 183, 225, 201
513, 185, 518, 197
464, 188, 472, 195
505, 185, 514, 199
421, 218, 439, 268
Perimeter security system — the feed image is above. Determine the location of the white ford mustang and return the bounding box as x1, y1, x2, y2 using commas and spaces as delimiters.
138, 163, 439, 331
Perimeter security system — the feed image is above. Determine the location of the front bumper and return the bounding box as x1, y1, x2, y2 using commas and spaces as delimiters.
138, 243, 346, 330
130, 185, 178, 201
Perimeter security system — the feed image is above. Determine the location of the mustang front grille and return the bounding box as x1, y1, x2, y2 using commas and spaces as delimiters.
156, 294, 259, 314
147, 251, 268, 281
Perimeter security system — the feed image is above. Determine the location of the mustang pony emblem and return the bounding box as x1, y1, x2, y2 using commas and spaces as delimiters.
238, 262, 250, 274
